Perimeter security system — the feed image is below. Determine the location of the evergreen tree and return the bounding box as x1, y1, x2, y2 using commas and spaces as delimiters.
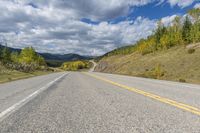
172, 16, 181, 32
182, 16, 192, 43
2, 46, 11, 62
0, 46, 2, 60
155, 20, 166, 44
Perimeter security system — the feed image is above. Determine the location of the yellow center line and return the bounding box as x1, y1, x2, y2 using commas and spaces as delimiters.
83, 72, 200, 116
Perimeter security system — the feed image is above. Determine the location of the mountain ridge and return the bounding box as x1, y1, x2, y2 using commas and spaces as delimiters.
0, 44, 94, 62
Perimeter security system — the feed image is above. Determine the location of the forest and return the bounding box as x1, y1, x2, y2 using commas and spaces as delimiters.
61, 60, 90, 71
0, 46, 46, 72
103, 8, 200, 57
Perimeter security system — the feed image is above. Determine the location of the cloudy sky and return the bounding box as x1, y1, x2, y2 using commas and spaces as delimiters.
0, 0, 199, 55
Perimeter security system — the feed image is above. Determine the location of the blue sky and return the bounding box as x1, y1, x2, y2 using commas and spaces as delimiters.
0, 0, 199, 55
83, 1, 200, 24
127, 1, 196, 19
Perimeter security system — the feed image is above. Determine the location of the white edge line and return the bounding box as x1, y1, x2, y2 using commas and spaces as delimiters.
0, 73, 67, 120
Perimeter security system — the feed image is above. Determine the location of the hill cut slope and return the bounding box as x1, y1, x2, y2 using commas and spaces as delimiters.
95, 45, 200, 84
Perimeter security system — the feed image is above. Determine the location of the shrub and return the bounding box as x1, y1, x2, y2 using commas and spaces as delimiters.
141, 50, 152, 55
179, 78, 186, 83
153, 64, 165, 79
138, 65, 165, 79
187, 48, 195, 54
61, 60, 90, 71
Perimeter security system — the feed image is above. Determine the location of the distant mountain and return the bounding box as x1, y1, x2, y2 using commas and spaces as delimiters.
40, 53, 93, 62
0, 45, 94, 66
41, 53, 94, 67
0, 44, 21, 53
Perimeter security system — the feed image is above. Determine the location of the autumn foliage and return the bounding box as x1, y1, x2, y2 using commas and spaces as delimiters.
103, 8, 200, 57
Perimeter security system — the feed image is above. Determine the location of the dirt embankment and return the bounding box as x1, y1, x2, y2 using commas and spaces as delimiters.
95, 45, 200, 84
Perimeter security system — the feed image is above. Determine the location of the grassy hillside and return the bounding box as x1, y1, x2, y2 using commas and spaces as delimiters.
95, 8, 200, 84
95, 44, 200, 84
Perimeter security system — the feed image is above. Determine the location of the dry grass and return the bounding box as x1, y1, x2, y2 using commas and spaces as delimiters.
95, 46, 200, 84
0, 63, 55, 83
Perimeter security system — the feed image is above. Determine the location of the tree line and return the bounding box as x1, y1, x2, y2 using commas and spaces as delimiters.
104, 8, 200, 57
0, 46, 46, 72
61, 60, 90, 71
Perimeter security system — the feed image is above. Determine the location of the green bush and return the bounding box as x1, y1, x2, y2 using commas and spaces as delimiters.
141, 64, 165, 79
61, 60, 90, 71
152, 64, 165, 79
0, 46, 47, 72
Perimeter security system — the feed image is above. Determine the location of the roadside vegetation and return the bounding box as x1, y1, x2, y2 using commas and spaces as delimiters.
0, 46, 58, 83
95, 8, 200, 84
0, 46, 47, 72
61, 60, 91, 71
96, 44, 200, 84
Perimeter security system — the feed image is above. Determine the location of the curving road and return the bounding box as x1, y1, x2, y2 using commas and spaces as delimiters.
0, 72, 200, 132
89, 60, 97, 72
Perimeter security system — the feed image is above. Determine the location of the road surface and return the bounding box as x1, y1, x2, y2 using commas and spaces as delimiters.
0, 72, 200, 132
89, 60, 97, 72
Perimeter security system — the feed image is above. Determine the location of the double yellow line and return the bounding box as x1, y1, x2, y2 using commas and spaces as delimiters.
84, 72, 200, 116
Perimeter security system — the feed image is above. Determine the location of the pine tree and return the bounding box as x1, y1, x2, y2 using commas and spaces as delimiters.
0, 46, 2, 60
2, 46, 11, 62
182, 16, 192, 44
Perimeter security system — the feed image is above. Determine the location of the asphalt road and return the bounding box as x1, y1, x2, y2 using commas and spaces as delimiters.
0, 72, 200, 133
89, 60, 97, 72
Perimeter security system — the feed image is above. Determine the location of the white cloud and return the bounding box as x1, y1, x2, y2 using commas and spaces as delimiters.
50, 0, 154, 21
161, 15, 177, 26
194, 3, 200, 8
167, 0, 195, 8
0, 0, 158, 56
0, 0, 197, 55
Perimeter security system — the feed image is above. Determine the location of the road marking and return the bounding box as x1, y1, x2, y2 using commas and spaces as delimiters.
0, 73, 67, 120
84, 72, 200, 116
